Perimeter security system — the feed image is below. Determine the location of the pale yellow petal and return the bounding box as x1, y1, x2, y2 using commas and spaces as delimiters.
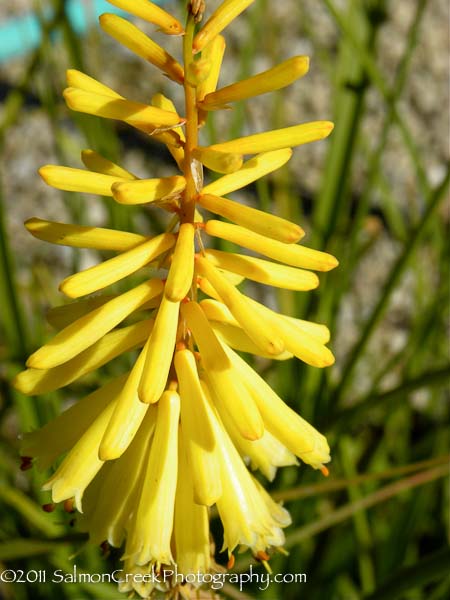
199, 56, 309, 110
197, 193, 303, 243
204, 249, 320, 291
165, 223, 195, 302
25, 218, 147, 251
59, 233, 175, 298
66, 69, 121, 97
195, 255, 285, 355
126, 390, 180, 566
207, 121, 334, 155
27, 279, 163, 369
202, 148, 292, 197
193, 0, 255, 54
81, 149, 137, 179
192, 147, 243, 174
174, 349, 222, 505
224, 345, 331, 469
63, 88, 184, 131
38, 165, 127, 196
106, 0, 184, 35
99, 346, 155, 460
205, 220, 338, 271
138, 296, 180, 404
174, 438, 211, 575
197, 36, 226, 120
112, 176, 186, 205
211, 320, 292, 360
100, 14, 184, 83
12, 320, 152, 395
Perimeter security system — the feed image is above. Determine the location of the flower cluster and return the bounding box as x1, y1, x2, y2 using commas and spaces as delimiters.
15, 0, 337, 596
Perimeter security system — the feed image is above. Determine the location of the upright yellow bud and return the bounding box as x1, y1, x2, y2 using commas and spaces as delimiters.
193, 0, 255, 54
106, 0, 184, 35
100, 14, 184, 83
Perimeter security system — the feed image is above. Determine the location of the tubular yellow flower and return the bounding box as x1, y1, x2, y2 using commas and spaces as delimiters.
16, 2, 338, 594
138, 296, 180, 404
197, 193, 303, 242
174, 348, 222, 505
126, 390, 180, 566
207, 121, 334, 155
112, 176, 186, 205
27, 279, 163, 369
192, 0, 255, 54
38, 165, 127, 196
165, 223, 196, 301
99, 14, 184, 83
202, 148, 293, 197
205, 220, 339, 271
81, 148, 138, 179
59, 233, 175, 297
25, 218, 147, 251
199, 56, 309, 110
63, 88, 184, 132
106, 0, 184, 35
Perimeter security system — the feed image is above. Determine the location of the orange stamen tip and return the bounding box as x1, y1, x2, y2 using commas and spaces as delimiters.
227, 554, 235, 569
196, 222, 206, 229
176, 341, 187, 351
321, 466, 330, 477
64, 498, 75, 513
42, 503, 55, 513
181, 297, 191, 304
255, 551, 270, 562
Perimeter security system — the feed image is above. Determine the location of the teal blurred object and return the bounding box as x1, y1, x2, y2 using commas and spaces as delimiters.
0, 0, 165, 63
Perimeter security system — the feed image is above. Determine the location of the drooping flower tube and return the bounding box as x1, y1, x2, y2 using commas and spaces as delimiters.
15, 0, 337, 596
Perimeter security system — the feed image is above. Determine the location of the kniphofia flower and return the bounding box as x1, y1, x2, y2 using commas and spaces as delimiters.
15, 0, 338, 596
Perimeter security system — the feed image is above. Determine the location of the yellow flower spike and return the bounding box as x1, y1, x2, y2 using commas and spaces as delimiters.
21, 374, 127, 470
106, 0, 184, 35
174, 436, 211, 575
204, 249, 320, 291
81, 149, 137, 179
66, 69, 122, 97
198, 193, 303, 243
174, 349, 222, 505
59, 233, 175, 298
202, 148, 293, 197
99, 14, 184, 84
99, 346, 154, 460
199, 56, 310, 110
112, 176, 186, 205
27, 279, 164, 369
193, 0, 255, 54
192, 147, 243, 174
138, 296, 180, 404
243, 295, 335, 367
42, 399, 117, 511
224, 344, 331, 469
195, 254, 285, 355
25, 218, 147, 251
181, 301, 264, 441
38, 165, 128, 196
81, 406, 157, 547
13, 320, 153, 396
165, 223, 195, 302
205, 220, 339, 271
207, 121, 335, 155
63, 88, 184, 131
126, 389, 180, 566
180, 300, 230, 372
151, 93, 185, 169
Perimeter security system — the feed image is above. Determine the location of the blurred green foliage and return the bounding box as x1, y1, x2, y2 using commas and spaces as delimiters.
0, 1, 449, 599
